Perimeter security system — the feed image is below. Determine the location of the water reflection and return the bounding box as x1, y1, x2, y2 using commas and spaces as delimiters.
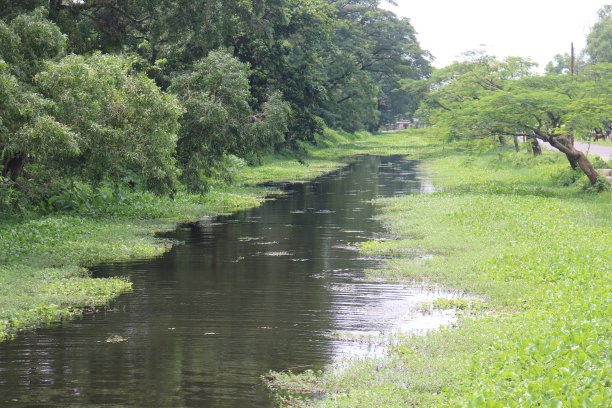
0, 156, 447, 407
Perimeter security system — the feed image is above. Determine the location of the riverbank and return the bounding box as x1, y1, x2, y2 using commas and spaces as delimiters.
0, 129, 421, 342
268, 132, 611, 406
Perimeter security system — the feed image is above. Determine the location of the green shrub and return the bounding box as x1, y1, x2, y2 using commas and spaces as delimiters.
552, 167, 585, 186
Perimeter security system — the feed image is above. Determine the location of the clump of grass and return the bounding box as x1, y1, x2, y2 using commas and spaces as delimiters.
263, 369, 325, 407
432, 298, 487, 314
0, 265, 131, 342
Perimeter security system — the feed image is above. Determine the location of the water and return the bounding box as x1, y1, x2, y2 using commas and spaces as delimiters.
0, 156, 452, 407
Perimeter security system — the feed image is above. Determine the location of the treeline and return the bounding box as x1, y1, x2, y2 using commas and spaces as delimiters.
0, 1, 431, 207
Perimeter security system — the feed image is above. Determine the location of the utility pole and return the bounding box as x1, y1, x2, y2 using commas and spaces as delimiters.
570, 42, 575, 76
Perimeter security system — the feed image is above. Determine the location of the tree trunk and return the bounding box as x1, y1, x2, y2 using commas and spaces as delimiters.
566, 154, 579, 170
546, 134, 599, 184
530, 137, 542, 156
575, 153, 600, 184
2, 154, 26, 181
498, 135, 507, 145
48, 0, 62, 16
513, 135, 520, 152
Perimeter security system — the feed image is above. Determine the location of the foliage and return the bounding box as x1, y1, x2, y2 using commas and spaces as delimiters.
0, 8, 66, 78
1, 1, 431, 201
39, 0, 430, 138
252, 91, 292, 153
36, 53, 182, 193
0, 11, 73, 183
171, 50, 292, 191
586, 5, 612, 63
171, 50, 254, 161
321, 2, 431, 130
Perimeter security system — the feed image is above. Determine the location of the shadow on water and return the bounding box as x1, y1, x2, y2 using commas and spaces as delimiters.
0, 156, 452, 407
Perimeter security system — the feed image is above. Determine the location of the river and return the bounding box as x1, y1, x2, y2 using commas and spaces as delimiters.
0, 155, 452, 407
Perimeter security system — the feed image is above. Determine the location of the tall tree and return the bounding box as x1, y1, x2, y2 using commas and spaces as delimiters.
324, 0, 431, 129
585, 5, 612, 64
37, 53, 183, 192
0, 10, 74, 182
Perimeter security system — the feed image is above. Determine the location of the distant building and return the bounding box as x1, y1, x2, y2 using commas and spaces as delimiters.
382, 119, 420, 131
395, 120, 413, 129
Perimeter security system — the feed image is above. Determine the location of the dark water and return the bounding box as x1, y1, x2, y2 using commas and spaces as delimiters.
0, 156, 445, 407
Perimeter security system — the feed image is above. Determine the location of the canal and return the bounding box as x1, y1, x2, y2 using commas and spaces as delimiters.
0, 156, 449, 407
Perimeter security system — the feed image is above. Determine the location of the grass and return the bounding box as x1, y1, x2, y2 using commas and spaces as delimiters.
0, 129, 422, 342
265, 131, 612, 407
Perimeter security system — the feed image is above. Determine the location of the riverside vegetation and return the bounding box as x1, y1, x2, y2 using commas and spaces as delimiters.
265, 130, 611, 407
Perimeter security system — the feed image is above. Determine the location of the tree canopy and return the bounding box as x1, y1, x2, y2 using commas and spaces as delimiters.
586, 5, 612, 63
0, 2, 431, 201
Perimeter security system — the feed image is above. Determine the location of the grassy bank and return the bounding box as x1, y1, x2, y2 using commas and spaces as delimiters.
268, 131, 611, 406
0, 129, 419, 342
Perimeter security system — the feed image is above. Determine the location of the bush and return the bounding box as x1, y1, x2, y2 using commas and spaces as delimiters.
0, 177, 30, 213
181, 154, 247, 193
552, 167, 585, 186
590, 155, 609, 168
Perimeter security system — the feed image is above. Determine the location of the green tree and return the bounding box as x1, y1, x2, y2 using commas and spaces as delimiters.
0, 11, 75, 182
585, 5, 612, 63
0, 0, 45, 20
251, 91, 292, 153
36, 53, 182, 193
0, 62, 77, 181
413, 55, 610, 184
171, 50, 292, 191
322, 1, 431, 130
545, 52, 587, 74
170, 50, 256, 191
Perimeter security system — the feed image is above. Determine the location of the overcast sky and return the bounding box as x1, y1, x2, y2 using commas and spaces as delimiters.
382, 0, 607, 69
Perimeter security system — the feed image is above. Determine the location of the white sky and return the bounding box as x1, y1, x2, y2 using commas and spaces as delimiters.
382, 0, 607, 69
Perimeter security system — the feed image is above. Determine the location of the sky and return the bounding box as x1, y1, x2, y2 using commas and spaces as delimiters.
382, 0, 607, 69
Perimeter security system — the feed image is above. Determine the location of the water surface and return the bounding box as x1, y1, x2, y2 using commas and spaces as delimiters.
0, 156, 446, 407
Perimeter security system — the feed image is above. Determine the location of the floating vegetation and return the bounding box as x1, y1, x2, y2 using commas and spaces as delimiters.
238, 236, 261, 242
332, 244, 360, 251
104, 335, 127, 343
263, 251, 293, 257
